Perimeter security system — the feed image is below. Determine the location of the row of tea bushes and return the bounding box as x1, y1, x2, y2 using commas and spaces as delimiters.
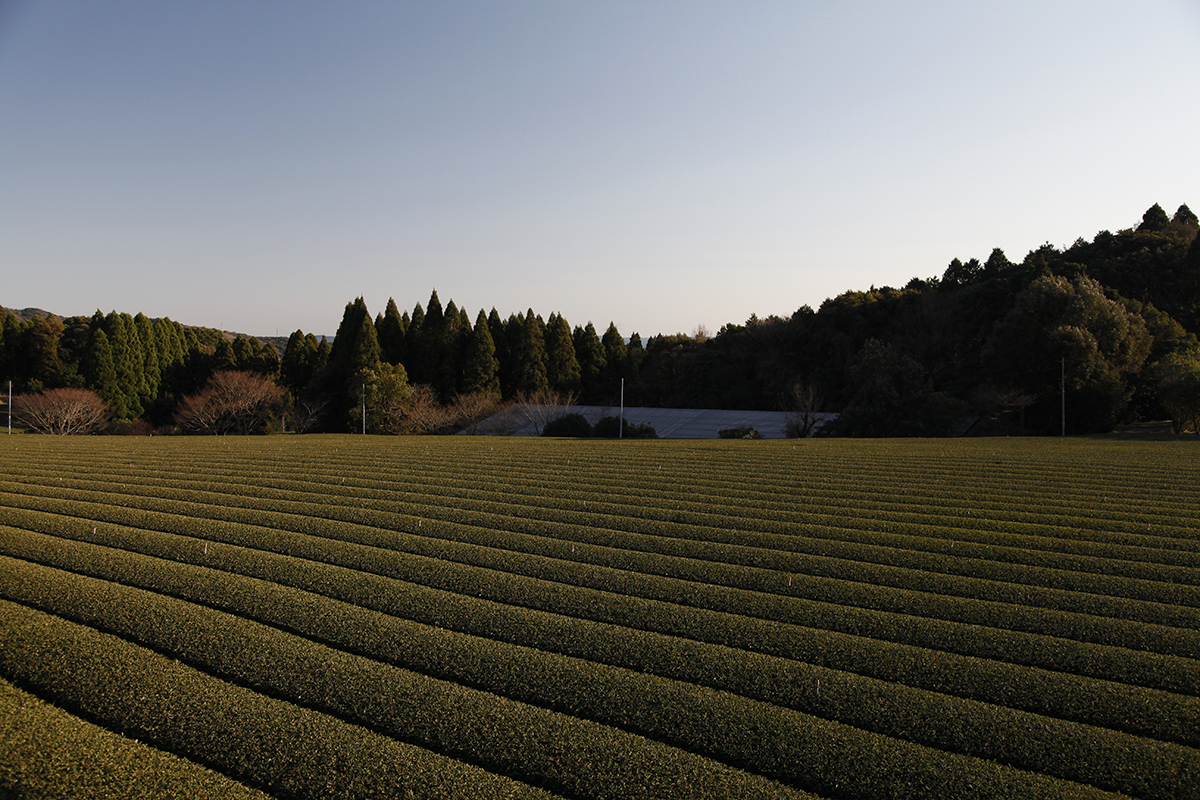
2, 485, 1196, 700
2, 435, 1197, 799
0, 600, 559, 800
0, 678, 270, 800
3, 520, 1198, 796
0, 549, 1172, 800
1, 494, 1196, 745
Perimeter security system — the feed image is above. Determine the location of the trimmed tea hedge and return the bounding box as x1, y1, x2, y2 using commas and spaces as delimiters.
0, 434, 1197, 799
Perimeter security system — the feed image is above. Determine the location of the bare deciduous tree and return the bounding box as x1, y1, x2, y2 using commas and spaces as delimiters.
174, 371, 286, 435
782, 378, 826, 438
447, 391, 505, 434
515, 387, 578, 435
473, 402, 526, 436
397, 384, 451, 434
286, 396, 329, 433
972, 384, 1037, 433
14, 388, 109, 435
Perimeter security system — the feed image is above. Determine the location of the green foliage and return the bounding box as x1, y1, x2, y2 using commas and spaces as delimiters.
541, 412, 592, 437
377, 297, 408, 366
717, 426, 762, 439
835, 338, 967, 436
1151, 351, 1200, 433
601, 323, 628, 387
545, 313, 581, 393
462, 309, 501, 399
509, 310, 548, 396
1140, 203, 1171, 232
360, 361, 413, 434
573, 322, 606, 397
592, 416, 657, 438
985, 275, 1151, 432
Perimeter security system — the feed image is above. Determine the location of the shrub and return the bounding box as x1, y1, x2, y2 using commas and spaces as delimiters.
174, 371, 286, 435
542, 413, 593, 437
718, 426, 762, 439
593, 416, 658, 438
12, 388, 109, 435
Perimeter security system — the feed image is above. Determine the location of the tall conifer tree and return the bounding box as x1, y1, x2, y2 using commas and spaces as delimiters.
574, 322, 606, 397
546, 313, 581, 392
377, 297, 408, 366
405, 303, 426, 383
462, 309, 501, 399
601, 322, 628, 384
510, 310, 548, 394
84, 328, 123, 417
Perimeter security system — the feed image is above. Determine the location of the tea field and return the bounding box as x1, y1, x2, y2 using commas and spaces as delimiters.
0, 434, 1197, 799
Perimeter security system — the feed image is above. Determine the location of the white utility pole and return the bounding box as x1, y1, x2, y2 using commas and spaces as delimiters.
619, 378, 624, 439
1061, 358, 1066, 437
361, 384, 366, 435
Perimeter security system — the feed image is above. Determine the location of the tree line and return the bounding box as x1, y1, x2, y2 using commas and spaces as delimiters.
4, 203, 1199, 435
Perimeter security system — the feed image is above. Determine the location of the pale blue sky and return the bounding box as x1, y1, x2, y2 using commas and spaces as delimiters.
2, 1, 1197, 339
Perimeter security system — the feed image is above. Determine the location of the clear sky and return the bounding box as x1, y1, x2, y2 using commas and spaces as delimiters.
2, 1, 1197, 340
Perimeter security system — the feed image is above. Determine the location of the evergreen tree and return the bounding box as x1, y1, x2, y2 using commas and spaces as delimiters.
487, 308, 510, 396
83, 328, 123, 418
345, 313, 383, 430
510, 310, 548, 395
280, 330, 319, 395
1, 312, 21, 377
377, 297, 408, 366
545, 313, 581, 392
405, 303, 426, 383
133, 313, 161, 402
212, 339, 238, 372
252, 341, 281, 375
1173, 204, 1199, 230
153, 318, 185, 394
627, 332, 645, 376
574, 322, 606, 396
1139, 203, 1171, 232
601, 322, 628, 385
321, 297, 380, 431
349, 312, 382, 377
24, 315, 65, 389
417, 291, 446, 391
231, 335, 257, 368
103, 312, 145, 418
462, 309, 501, 399
982, 247, 1013, 278
434, 299, 466, 400
327, 298, 372, 378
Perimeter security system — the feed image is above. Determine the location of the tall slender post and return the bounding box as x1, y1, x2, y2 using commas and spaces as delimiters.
7, 380, 11, 434
619, 378, 624, 439
1061, 358, 1065, 437
361, 384, 366, 435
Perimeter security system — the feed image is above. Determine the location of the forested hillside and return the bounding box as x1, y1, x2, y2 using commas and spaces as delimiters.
4, 204, 1198, 435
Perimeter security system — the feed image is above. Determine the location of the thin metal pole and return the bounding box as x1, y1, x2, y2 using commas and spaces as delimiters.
361, 383, 366, 435
7, 380, 10, 434
619, 378, 624, 439
1061, 358, 1065, 437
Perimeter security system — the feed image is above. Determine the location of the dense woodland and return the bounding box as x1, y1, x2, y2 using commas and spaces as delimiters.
3, 203, 1199, 436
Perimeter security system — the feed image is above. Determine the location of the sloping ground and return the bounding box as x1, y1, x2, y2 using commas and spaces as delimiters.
470, 404, 840, 438
0, 435, 1197, 799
